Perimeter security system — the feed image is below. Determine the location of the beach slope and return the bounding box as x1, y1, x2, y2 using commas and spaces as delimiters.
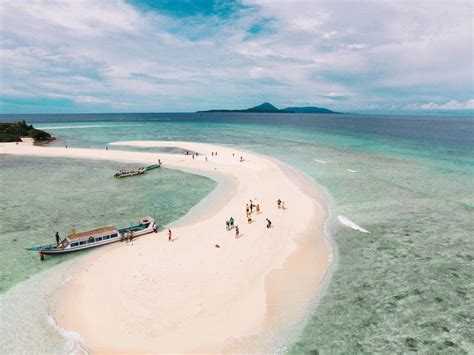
0, 141, 331, 353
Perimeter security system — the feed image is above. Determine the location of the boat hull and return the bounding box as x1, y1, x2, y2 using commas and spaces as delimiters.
28, 236, 121, 254
28, 220, 156, 255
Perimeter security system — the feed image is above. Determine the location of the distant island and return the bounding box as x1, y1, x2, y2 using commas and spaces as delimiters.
197, 102, 340, 114
0, 121, 53, 143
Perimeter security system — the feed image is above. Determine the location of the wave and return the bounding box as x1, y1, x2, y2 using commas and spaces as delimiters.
337, 215, 369, 233
314, 159, 328, 164
47, 314, 89, 355
347, 169, 358, 173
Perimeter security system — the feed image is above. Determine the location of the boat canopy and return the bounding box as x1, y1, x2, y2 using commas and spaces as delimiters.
68, 226, 117, 240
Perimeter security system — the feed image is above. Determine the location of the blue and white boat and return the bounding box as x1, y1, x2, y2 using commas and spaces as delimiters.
27, 216, 156, 254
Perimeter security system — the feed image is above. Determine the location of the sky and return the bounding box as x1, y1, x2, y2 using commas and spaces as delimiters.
0, 0, 473, 114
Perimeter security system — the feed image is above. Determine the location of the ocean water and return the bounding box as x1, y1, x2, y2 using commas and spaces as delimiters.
0, 113, 473, 353
0, 155, 216, 293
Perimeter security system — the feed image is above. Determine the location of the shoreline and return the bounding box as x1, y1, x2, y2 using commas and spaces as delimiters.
0, 141, 332, 353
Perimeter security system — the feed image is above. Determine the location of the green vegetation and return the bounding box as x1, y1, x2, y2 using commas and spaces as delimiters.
0, 121, 53, 143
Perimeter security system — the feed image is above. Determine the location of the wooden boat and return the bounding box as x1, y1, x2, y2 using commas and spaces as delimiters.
114, 163, 161, 178
27, 216, 156, 255
145, 163, 161, 171
114, 167, 146, 178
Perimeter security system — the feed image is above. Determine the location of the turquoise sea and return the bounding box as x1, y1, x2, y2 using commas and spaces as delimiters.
0, 113, 473, 353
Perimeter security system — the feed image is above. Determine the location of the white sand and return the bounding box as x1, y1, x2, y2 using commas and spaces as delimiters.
0, 141, 331, 353
20, 137, 34, 145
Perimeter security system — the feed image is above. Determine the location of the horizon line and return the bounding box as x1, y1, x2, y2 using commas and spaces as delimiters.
0, 111, 473, 118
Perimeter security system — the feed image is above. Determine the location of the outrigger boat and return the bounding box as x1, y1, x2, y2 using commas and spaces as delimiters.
114, 166, 146, 178
27, 216, 156, 255
114, 163, 161, 178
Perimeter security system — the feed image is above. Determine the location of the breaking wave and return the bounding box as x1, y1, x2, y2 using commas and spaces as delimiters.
337, 215, 369, 233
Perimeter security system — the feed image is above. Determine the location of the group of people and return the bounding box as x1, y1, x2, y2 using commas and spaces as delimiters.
276, 199, 287, 210
242, 197, 286, 230
185, 151, 199, 159
225, 217, 235, 230
225, 217, 240, 238
244, 199, 271, 228
245, 199, 261, 223
121, 230, 134, 242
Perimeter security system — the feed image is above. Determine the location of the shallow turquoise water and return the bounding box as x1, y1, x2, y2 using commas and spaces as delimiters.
1, 113, 473, 352
0, 155, 216, 293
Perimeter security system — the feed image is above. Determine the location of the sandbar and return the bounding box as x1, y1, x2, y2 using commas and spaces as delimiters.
0, 141, 331, 353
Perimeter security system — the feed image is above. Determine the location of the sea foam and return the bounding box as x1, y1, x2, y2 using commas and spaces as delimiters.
47, 315, 89, 354
314, 159, 328, 164
337, 215, 370, 233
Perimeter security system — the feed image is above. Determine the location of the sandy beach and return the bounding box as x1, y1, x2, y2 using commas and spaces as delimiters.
0, 141, 331, 353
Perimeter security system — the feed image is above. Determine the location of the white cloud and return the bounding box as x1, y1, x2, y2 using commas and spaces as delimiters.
74, 96, 111, 105
347, 44, 367, 50
0, 0, 472, 113
409, 99, 474, 111
9, 0, 144, 36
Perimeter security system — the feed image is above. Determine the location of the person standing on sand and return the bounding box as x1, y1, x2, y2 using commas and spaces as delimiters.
266, 219, 272, 228
277, 199, 282, 209
230, 217, 234, 229
256, 204, 260, 214
235, 225, 239, 238
168, 229, 172, 242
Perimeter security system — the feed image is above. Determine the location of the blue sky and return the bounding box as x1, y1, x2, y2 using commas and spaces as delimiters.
0, 0, 472, 114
